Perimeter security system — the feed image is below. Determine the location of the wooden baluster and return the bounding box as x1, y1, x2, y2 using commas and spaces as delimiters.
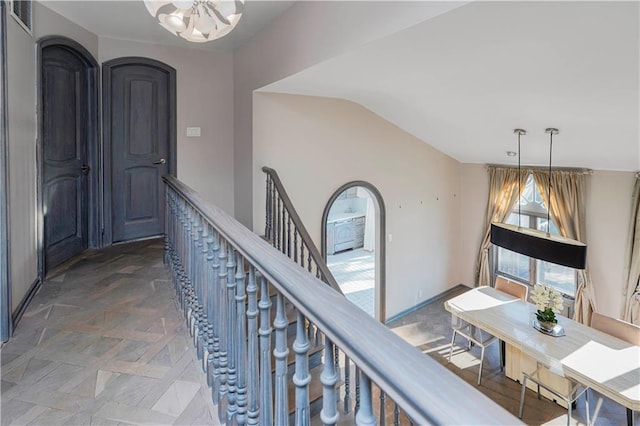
234, 251, 247, 424
210, 230, 221, 400
379, 391, 386, 426
307, 249, 312, 273
265, 174, 271, 242
163, 186, 170, 265
293, 312, 311, 425
202, 225, 213, 374
195, 216, 205, 360
393, 403, 400, 426
258, 274, 273, 426
355, 371, 376, 426
280, 198, 285, 253
320, 338, 339, 426
293, 229, 298, 263
355, 367, 360, 413
275, 196, 281, 251
287, 213, 291, 257
344, 354, 352, 413
270, 175, 274, 243
300, 243, 305, 268
226, 246, 238, 423
217, 239, 229, 416
246, 266, 259, 426
273, 293, 289, 426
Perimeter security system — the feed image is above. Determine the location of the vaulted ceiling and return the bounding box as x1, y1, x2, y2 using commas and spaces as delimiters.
43, 1, 639, 171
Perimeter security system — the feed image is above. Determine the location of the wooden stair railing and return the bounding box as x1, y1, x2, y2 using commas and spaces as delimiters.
163, 175, 520, 425
262, 166, 343, 296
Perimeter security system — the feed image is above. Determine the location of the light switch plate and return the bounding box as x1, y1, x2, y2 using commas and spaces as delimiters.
186, 127, 201, 137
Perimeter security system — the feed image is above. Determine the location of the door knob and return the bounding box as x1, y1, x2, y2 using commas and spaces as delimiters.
81, 165, 90, 174
153, 158, 166, 165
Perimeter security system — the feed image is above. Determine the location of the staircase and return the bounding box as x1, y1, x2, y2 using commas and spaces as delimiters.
162, 174, 519, 425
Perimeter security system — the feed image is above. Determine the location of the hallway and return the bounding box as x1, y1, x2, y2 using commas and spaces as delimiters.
1, 239, 216, 425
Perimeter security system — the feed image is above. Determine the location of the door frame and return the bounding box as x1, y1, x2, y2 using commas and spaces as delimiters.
1, 0, 12, 342
321, 181, 387, 322
37, 36, 100, 280
102, 57, 176, 245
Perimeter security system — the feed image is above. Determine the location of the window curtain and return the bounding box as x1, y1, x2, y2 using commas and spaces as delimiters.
532, 170, 595, 325
476, 167, 529, 286
623, 175, 640, 324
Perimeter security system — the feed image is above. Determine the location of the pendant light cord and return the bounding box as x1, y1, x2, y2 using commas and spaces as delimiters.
547, 131, 553, 237
518, 131, 522, 229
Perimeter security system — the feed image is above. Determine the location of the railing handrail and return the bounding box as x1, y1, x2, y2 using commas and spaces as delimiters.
163, 175, 518, 425
262, 166, 343, 295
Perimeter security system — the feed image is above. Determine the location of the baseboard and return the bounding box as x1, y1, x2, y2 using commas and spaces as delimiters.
385, 283, 471, 324
11, 277, 41, 331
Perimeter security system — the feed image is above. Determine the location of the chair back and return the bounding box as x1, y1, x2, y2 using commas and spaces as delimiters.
591, 312, 640, 346
495, 276, 528, 301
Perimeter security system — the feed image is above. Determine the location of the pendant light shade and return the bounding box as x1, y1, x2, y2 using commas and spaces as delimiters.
490, 222, 587, 269
489, 128, 587, 270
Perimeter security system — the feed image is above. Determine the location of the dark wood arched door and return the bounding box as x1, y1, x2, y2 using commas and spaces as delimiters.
40, 38, 98, 272
103, 57, 176, 243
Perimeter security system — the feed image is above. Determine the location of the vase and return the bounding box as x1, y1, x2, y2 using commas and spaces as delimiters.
538, 320, 556, 332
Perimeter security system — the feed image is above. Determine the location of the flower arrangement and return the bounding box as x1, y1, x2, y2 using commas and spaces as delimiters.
531, 284, 564, 325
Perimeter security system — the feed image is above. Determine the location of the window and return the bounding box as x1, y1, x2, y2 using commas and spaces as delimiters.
495, 174, 577, 297
10, 0, 32, 35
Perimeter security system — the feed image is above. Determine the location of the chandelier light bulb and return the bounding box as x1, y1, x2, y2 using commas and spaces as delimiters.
159, 12, 187, 32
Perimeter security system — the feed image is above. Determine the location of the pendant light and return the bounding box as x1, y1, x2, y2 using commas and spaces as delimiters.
490, 128, 587, 270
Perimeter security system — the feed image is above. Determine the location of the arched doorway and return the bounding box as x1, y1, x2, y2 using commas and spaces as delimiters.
321, 182, 386, 321
38, 36, 100, 275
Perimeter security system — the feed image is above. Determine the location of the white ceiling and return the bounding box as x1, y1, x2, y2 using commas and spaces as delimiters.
42, 0, 296, 51
43, 1, 639, 171
262, 1, 640, 171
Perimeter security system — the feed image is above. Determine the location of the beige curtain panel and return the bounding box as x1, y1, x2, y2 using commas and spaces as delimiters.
532, 170, 595, 325
623, 175, 640, 325
476, 166, 528, 286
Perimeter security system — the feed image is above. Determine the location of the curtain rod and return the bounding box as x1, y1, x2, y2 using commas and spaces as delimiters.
485, 164, 593, 175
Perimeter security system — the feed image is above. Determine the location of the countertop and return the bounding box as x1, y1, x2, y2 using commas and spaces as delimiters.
327, 212, 365, 224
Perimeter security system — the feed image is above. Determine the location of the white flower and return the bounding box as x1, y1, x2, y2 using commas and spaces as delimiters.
531, 284, 564, 315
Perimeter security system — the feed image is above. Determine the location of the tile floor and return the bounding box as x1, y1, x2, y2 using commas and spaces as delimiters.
1, 239, 217, 426
327, 248, 375, 317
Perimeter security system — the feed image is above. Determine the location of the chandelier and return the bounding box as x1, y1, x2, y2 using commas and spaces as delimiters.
490, 128, 587, 270
143, 0, 244, 43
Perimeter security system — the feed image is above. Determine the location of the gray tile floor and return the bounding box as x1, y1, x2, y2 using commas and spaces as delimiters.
327, 248, 375, 317
1, 239, 217, 426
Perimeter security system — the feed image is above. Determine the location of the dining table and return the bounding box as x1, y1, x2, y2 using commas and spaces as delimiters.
444, 286, 640, 416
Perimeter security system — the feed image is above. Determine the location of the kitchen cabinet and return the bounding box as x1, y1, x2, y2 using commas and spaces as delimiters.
327, 215, 365, 255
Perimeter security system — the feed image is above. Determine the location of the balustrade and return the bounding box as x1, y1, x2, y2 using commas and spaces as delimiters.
163, 175, 518, 425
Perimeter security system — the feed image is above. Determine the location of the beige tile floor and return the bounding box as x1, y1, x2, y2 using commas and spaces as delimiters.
1, 239, 217, 426
327, 248, 375, 317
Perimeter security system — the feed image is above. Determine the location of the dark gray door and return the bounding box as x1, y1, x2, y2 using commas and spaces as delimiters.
42, 45, 90, 270
105, 58, 175, 243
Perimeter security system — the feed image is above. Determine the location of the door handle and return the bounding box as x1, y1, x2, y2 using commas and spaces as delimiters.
153, 158, 166, 165
81, 165, 90, 174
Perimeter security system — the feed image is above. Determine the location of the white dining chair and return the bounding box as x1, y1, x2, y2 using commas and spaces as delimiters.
448, 276, 528, 385
519, 360, 590, 426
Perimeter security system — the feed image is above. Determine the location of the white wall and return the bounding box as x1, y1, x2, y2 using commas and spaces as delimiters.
253, 93, 462, 319
99, 38, 235, 214
458, 164, 635, 318
6, 12, 36, 311
234, 1, 467, 227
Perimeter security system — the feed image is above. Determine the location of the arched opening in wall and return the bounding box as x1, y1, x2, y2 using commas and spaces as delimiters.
321, 182, 386, 321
